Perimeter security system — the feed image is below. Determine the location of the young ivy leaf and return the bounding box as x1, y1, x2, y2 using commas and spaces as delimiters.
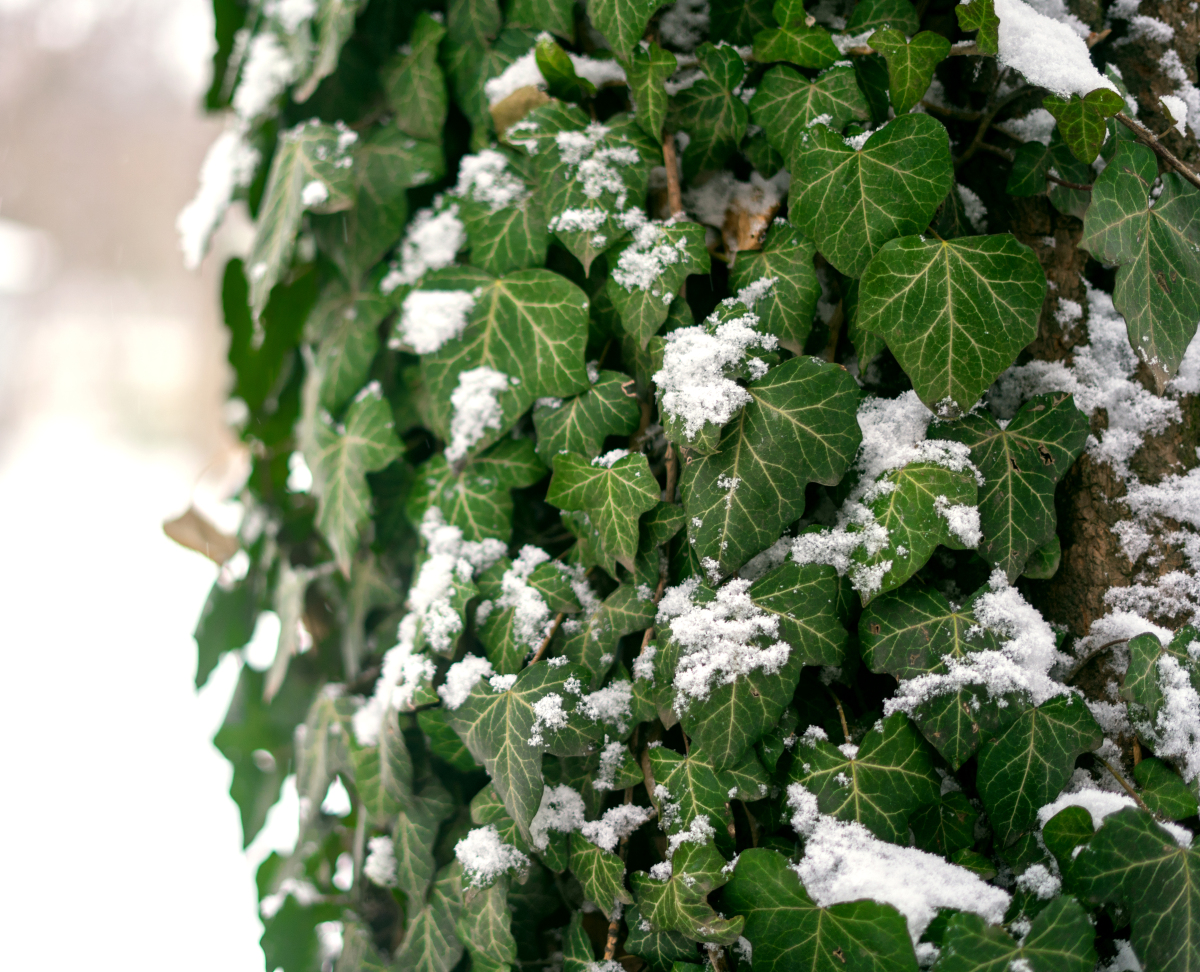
931, 393, 1088, 579
935, 895, 1096, 972
681, 354, 863, 577
727, 220, 821, 348
1134, 757, 1200, 820
977, 694, 1103, 844
623, 40, 677, 139
857, 234, 1046, 415
1044, 86, 1126, 164
789, 114, 953, 278
409, 438, 545, 542
955, 0, 1000, 55
724, 848, 919, 972
788, 712, 940, 843
547, 451, 660, 573
535, 35, 597, 102
588, 0, 661, 54
846, 0, 921, 34
671, 43, 749, 179
630, 839, 745, 945
383, 12, 448, 142
1081, 140, 1200, 391
507, 0, 576, 41
247, 120, 357, 318
753, 21, 841, 70
532, 370, 641, 463
570, 832, 633, 917
309, 386, 404, 575
749, 65, 870, 160
1067, 808, 1200, 972
623, 903, 697, 968
869, 29, 951, 115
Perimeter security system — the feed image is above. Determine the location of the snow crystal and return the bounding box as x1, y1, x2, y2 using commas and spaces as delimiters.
445, 366, 511, 463
455, 825, 531, 887
530, 784, 587, 850
437, 655, 495, 710
653, 309, 778, 440
1102, 941, 1144, 972
956, 184, 987, 233
594, 739, 631, 790
380, 205, 465, 293
610, 212, 690, 297
1037, 787, 1136, 830
793, 814, 1010, 944
395, 288, 478, 354
657, 576, 791, 705
483, 43, 627, 106
592, 448, 630, 468
659, 0, 710, 50
363, 835, 397, 886
579, 680, 634, 731
542, 123, 643, 224
177, 129, 260, 269
496, 546, 556, 652
581, 804, 656, 852
233, 32, 295, 122
1015, 863, 1060, 899
1161, 94, 1188, 135
454, 149, 528, 211
733, 937, 753, 964
1161, 50, 1200, 141
996, 108, 1057, 146
529, 693, 569, 747
633, 644, 657, 682
787, 782, 821, 835
934, 495, 982, 547
1148, 655, 1200, 782
1129, 14, 1175, 42
993, 0, 1117, 99
315, 921, 343, 966
301, 179, 328, 206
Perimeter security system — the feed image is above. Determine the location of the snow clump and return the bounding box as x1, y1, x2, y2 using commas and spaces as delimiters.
455, 825, 531, 887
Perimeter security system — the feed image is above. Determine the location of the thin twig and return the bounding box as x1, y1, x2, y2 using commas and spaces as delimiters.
920, 101, 983, 122
1098, 756, 1156, 817
1114, 112, 1200, 191
827, 687, 851, 744
664, 444, 679, 505
1046, 173, 1093, 191
976, 141, 1015, 162
1065, 637, 1130, 683
823, 300, 844, 363
662, 134, 684, 217
352, 801, 367, 906
531, 613, 564, 664
956, 82, 1033, 169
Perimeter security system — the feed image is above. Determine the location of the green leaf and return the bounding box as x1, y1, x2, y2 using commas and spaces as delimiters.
977, 694, 1102, 844
247, 120, 357, 318
308, 280, 389, 412
336, 921, 390, 971
932, 894, 1096, 972
536, 35, 597, 102
394, 863, 465, 972
931, 393, 1088, 578
458, 151, 550, 276
1135, 757, 1200, 820
727, 219, 821, 347
753, 23, 840, 71
308, 385, 403, 575
508, 0, 575, 40
671, 44, 749, 178
383, 12, 448, 141
194, 569, 260, 689
606, 220, 711, 347
394, 799, 440, 905
711, 0, 775, 46
570, 831, 634, 916
478, 557, 581, 673
847, 0, 921, 34
624, 40, 677, 139
419, 707, 483, 771
1022, 535, 1061, 579
407, 438, 547, 544
1080, 140, 1200, 390
788, 712, 940, 843
624, 902, 699, 969
547, 450, 661, 572
648, 746, 739, 855
910, 790, 978, 857
857, 234, 1046, 414
419, 266, 590, 454
680, 354, 863, 577
631, 839, 745, 945
532, 370, 641, 463
1067, 807, 1200, 972
456, 878, 518, 971
724, 847, 919, 972
869, 29, 951, 115
296, 688, 356, 829
448, 0, 502, 48
1042, 805, 1095, 867
294, 0, 367, 102
350, 705, 413, 827
1044, 87, 1126, 164
955, 0, 999, 56
789, 113, 953, 277
261, 896, 344, 972
749, 65, 871, 161
589, 0, 661, 55
1006, 140, 1054, 198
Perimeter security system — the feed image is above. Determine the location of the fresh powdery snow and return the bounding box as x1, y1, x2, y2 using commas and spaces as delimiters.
1037, 787, 1137, 831
437, 655, 496, 710
445, 366, 512, 463
233, 32, 296, 122
394, 288, 478, 354
529, 785, 587, 850
610, 212, 691, 297
658, 0, 710, 50
656, 576, 791, 705
454, 149, 529, 211
455, 825, 531, 887
993, 0, 1117, 98
483, 36, 627, 106
995, 108, 1057, 145
498, 546, 556, 650
1147, 654, 1200, 783
380, 204, 465, 294
1160, 93, 1189, 135
177, 129, 260, 269
592, 448, 630, 468
363, 835, 397, 886
580, 804, 656, 853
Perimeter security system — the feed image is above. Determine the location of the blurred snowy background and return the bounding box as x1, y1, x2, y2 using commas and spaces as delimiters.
0, 1, 289, 967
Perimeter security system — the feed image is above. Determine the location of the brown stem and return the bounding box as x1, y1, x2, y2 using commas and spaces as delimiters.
662, 134, 684, 217
827, 687, 851, 744
664, 444, 679, 504
976, 141, 1015, 162
1115, 112, 1200, 191
1098, 756, 1155, 817
1046, 173, 1093, 192
921, 101, 983, 122
956, 83, 1034, 169
603, 916, 621, 961
531, 613, 564, 664
1065, 637, 1130, 684
1086, 28, 1111, 47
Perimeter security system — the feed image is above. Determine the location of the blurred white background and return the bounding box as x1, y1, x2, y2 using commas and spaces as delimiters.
0, 0, 294, 967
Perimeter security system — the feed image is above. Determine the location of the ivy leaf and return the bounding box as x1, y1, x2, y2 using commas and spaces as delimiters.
294, 0, 367, 102
1067, 807, 1200, 972
910, 790, 978, 857
1042, 805, 1095, 868
747, 560, 852, 667
855, 52, 893, 125
723, 847, 919, 972
1134, 757, 1200, 820
589, 0, 661, 54
456, 879, 518, 971
649, 747, 738, 855
857, 234, 1046, 414
448, 0, 502, 48
671, 44, 749, 179
458, 152, 550, 276
931, 393, 1088, 578
847, 0, 921, 33
624, 40, 677, 139
561, 583, 657, 685
508, 0, 575, 40
630, 839, 746, 945
607, 220, 711, 347
753, 23, 840, 70
1044, 87, 1126, 164
749, 65, 870, 161
1080, 141, 1200, 391
407, 438, 547, 544
394, 800, 441, 905
1121, 627, 1198, 723
533, 370, 642, 463
788, 712, 940, 843
536, 35, 597, 102
869, 29, 951, 115
711, 0, 775, 45
977, 694, 1103, 844
307, 280, 389, 412
623, 903, 699, 969
349, 705, 413, 827
789, 114, 953, 277
478, 558, 581, 673
933, 894, 1096, 972
570, 831, 634, 916
955, 0, 999, 55
420, 267, 591, 454
247, 120, 357, 318
420, 707, 483, 772
394, 862, 465, 972
308, 385, 403, 575
472, 783, 533, 853
383, 12, 448, 141
680, 354, 863, 577
849, 462, 980, 603
446, 27, 533, 150
727, 219, 821, 348
547, 451, 661, 572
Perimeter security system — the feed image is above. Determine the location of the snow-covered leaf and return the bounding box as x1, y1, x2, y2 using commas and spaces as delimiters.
727, 219, 821, 347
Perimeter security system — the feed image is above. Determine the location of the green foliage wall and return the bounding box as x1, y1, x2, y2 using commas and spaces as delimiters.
184, 1, 1200, 970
